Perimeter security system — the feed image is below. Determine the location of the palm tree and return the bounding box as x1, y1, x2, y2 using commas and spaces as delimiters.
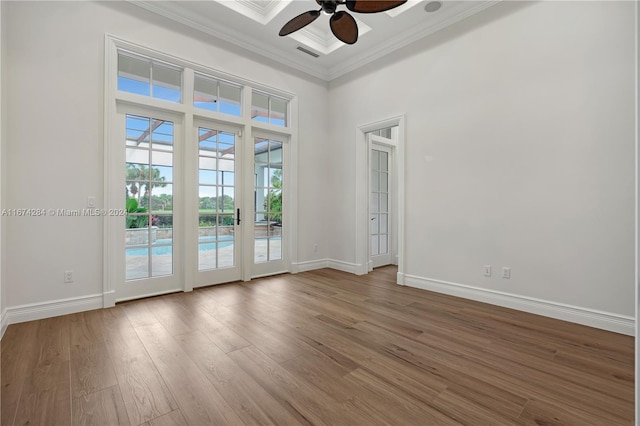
126, 164, 167, 208
265, 168, 282, 223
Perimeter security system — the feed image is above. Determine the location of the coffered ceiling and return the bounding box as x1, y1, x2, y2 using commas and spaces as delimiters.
130, 0, 498, 81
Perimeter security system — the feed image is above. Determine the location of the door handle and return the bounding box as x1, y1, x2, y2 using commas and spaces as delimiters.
237, 208, 241, 225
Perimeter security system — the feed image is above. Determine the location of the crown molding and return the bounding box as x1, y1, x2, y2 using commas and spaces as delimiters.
327, 0, 500, 80
130, 1, 331, 81
129, 0, 498, 82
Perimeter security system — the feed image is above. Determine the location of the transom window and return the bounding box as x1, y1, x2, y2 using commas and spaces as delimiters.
251, 91, 288, 127
118, 51, 182, 103
194, 73, 242, 116
117, 48, 289, 129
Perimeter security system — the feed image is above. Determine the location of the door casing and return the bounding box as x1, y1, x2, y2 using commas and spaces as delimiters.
355, 115, 406, 284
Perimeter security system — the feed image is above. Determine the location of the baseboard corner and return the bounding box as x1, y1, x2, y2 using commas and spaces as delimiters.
327, 259, 363, 275
0, 308, 8, 340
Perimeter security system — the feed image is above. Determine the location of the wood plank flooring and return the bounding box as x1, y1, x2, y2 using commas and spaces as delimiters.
1, 267, 635, 425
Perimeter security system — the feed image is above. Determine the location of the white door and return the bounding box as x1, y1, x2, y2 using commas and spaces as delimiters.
251, 132, 288, 277
368, 134, 395, 269
118, 106, 183, 300
193, 120, 243, 287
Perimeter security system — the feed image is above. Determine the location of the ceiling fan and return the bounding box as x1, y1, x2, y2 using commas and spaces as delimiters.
279, 0, 407, 45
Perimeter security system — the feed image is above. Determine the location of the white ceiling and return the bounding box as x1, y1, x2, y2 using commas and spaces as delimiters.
131, 0, 498, 81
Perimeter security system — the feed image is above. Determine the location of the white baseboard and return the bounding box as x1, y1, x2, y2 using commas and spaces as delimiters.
0, 308, 7, 340
292, 259, 330, 273
292, 259, 364, 275
327, 259, 362, 275
4, 293, 104, 327
103, 290, 116, 308
401, 273, 635, 336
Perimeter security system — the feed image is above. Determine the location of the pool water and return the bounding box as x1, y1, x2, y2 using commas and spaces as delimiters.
126, 235, 235, 256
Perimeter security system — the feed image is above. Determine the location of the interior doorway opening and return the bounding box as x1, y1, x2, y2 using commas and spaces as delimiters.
367, 128, 397, 269
355, 115, 405, 284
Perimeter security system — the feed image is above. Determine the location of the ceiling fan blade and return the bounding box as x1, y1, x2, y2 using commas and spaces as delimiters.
345, 0, 407, 13
279, 10, 321, 36
330, 11, 358, 45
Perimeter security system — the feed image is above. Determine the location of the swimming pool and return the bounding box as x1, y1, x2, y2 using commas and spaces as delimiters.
126, 235, 235, 256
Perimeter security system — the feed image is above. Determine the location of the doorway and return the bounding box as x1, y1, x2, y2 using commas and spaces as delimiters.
112, 106, 291, 302
193, 120, 243, 287
356, 116, 405, 283
369, 137, 394, 268
117, 107, 184, 300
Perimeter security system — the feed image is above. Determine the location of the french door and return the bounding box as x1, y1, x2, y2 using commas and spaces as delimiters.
368, 134, 394, 269
251, 131, 288, 277
118, 106, 183, 300
193, 120, 242, 287
114, 108, 290, 301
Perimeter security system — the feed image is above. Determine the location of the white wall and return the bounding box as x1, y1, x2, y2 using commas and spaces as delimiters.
634, 2, 640, 424
0, 0, 5, 336
3, 1, 329, 312
329, 1, 636, 327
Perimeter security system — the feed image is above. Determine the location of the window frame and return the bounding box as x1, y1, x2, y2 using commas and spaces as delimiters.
104, 34, 298, 306
118, 49, 184, 103
251, 90, 289, 127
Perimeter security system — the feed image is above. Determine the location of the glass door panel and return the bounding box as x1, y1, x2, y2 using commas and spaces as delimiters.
254, 138, 283, 263
195, 122, 242, 286
370, 142, 393, 268
117, 106, 182, 302
125, 114, 174, 280
198, 128, 236, 270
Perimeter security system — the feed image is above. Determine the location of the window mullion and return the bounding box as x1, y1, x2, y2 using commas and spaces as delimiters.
242, 85, 253, 125
216, 81, 221, 114
183, 68, 195, 108
149, 63, 154, 98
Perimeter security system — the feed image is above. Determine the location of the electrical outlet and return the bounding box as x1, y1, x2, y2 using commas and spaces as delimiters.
313, 244, 318, 253
483, 265, 491, 277
502, 267, 511, 279
87, 196, 96, 208
64, 270, 73, 283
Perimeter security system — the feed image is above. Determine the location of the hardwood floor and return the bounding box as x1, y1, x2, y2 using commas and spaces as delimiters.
1, 267, 635, 425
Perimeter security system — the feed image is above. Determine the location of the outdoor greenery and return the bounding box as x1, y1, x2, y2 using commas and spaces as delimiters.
126, 198, 148, 229
126, 164, 172, 211
265, 169, 282, 224
199, 215, 235, 227
125, 164, 282, 229
199, 195, 234, 212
